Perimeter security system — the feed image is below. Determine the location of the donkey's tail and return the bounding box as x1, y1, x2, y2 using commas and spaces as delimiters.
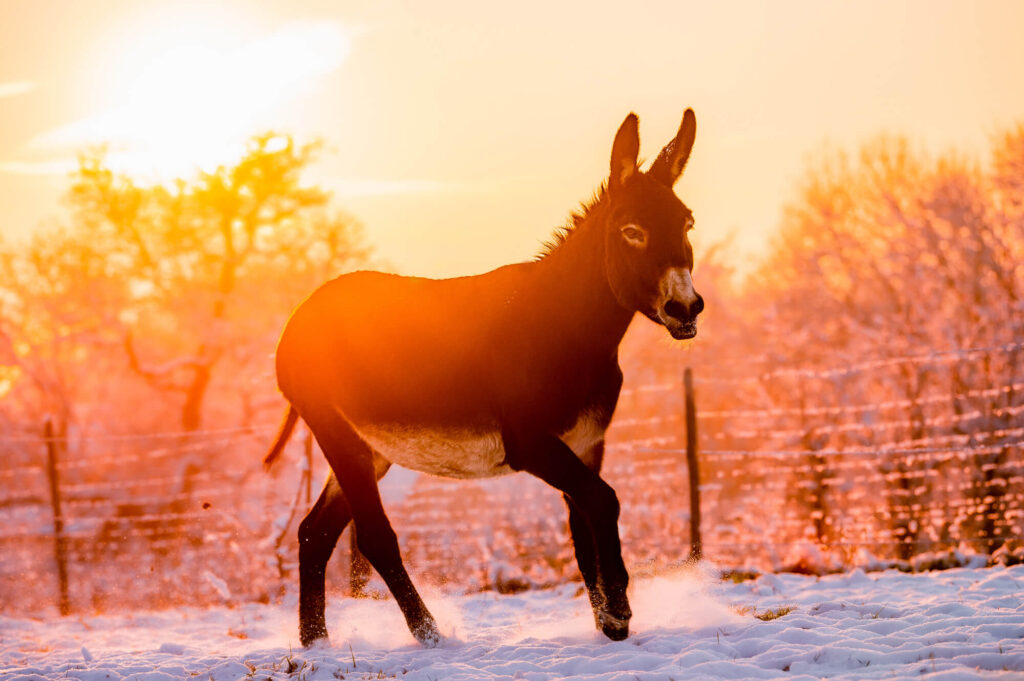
263, 405, 300, 471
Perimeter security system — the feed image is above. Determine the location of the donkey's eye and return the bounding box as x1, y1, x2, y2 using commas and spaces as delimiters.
620, 224, 647, 247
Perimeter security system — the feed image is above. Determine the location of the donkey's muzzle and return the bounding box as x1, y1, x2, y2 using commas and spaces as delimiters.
662, 293, 703, 339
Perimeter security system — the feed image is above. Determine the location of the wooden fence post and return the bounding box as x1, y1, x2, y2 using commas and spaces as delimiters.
684, 368, 703, 562
44, 418, 70, 615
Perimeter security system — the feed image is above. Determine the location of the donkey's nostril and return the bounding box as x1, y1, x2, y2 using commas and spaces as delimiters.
664, 295, 703, 321
663, 299, 688, 320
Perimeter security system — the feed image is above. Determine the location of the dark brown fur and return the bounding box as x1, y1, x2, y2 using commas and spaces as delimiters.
265, 109, 702, 647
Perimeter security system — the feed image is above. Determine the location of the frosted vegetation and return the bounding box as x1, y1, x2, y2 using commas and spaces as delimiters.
0, 125, 1022, 620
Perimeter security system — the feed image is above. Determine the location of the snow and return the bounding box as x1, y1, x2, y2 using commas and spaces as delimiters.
2, 565, 1023, 680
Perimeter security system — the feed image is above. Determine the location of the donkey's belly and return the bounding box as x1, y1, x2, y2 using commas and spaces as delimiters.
357, 412, 606, 480
358, 424, 513, 479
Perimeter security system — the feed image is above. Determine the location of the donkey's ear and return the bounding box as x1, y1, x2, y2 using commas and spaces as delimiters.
609, 113, 640, 192
648, 108, 696, 187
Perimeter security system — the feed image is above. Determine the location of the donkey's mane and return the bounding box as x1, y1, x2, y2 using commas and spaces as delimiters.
536, 183, 608, 260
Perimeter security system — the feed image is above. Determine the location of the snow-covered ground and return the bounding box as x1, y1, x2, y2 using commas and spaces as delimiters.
2, 565, 1023, 680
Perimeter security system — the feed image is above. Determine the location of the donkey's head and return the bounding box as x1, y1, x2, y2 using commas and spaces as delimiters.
603, 110, 702, 340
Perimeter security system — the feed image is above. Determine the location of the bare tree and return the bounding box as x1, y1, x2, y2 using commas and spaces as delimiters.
64, 134, 370, 431
741, 131, 1024, 558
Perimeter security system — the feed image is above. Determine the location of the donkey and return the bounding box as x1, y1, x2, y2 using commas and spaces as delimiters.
263, 109, 702, 648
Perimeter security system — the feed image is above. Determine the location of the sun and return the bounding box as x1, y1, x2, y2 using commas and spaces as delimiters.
33, 10, 352, 181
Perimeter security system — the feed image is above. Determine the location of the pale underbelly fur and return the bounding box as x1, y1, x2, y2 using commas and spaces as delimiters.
356, 412, 606, 479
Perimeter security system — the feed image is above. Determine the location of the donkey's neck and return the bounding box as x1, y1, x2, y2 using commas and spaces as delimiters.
533, 203, 634, 355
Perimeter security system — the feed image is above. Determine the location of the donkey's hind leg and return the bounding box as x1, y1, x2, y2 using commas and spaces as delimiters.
298, 457, 391, 647
306, 408, 441, 647
298, 473, 351, 646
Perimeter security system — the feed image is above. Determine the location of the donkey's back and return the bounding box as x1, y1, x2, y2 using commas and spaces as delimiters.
277, 268, 517, 421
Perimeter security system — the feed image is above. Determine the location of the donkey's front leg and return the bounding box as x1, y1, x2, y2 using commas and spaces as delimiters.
564, 441, 610, 629
566, 495, 607, 627
505, 432, 631, 641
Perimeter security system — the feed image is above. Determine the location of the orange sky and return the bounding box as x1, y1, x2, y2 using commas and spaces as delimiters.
2, 0, 1024, 278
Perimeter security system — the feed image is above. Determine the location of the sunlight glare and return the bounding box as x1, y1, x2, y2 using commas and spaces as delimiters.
33, 19, 352, 181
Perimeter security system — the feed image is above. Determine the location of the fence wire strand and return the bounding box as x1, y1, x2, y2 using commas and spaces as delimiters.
1, 341, 1022, 612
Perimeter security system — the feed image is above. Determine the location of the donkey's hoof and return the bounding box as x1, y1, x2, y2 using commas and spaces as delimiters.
412, 621, 442, 648
299, 625, 329, 648
597, 610, 631, 641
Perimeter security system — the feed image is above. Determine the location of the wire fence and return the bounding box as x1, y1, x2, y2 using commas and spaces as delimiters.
0, 342, 1021, 615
